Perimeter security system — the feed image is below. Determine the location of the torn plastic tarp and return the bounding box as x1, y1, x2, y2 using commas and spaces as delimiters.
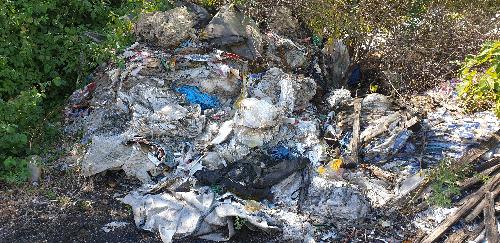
121, 187, 278, 243
195, 155, 309, 200
176, 85, 220, 110
82, 135, 157, 183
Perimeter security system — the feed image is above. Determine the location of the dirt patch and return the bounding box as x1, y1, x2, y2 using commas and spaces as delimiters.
0, 157, 278, 243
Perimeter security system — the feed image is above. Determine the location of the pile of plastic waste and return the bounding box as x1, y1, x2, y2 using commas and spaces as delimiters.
64, 3, 499, 242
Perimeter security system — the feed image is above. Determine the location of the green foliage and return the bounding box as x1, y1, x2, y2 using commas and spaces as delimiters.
457, 41, 500, 117
210, 184, 222, 194
428, 158, 470, 207
234, 216, 247, 230
1, 157, 30, 184
0, 0, 171, 183
0, 89, 42, 183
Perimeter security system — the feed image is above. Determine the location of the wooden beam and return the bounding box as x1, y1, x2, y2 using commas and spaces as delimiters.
484, 191, 499, 243
348, 98, 362, 166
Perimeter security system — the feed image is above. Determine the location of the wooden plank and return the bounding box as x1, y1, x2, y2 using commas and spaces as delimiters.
348, 98, 362, 166
484, 191, 499, 243
465, 185, 500, 222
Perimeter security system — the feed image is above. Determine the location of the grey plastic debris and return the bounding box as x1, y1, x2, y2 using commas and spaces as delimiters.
265, 33, 309, 70
350, 175, 393, 207
413, 207, 458, 234
305, 176, 371, 221
271, 173, 371, 222
251, 68, 316, 111
327, 89, 352, 109
210, 120, 234, 145
121, 187, 278, 243
204, 4, 262, 60
236, 98, 279, 129
396, 172, 425, 197
102, 221, 130, 233
82, 135, 157, 183
134, 7, 196, 48
322, 40, 350, 88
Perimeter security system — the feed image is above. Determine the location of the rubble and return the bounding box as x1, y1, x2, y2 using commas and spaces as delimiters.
102, 221, 130, 233
264, 32, 310, 70
134, 7, 196, 48
204, 4, 262, 60
64, 3, 500, 243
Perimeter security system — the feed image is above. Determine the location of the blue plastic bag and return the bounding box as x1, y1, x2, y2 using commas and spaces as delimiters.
271, 145, 291, 160
176, 85, 220, 110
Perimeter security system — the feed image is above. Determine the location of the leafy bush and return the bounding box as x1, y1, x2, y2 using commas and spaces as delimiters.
428, 158, 470, 207
0, 0, 171, 183
457, 41, 499, 117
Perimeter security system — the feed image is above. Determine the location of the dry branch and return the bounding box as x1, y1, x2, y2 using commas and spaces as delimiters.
459, 160, 500, 191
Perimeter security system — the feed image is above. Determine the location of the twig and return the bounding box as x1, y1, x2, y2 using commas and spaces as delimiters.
363, 165, 396, 182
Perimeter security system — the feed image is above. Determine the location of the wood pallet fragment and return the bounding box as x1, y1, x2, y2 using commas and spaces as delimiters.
386, 131, 500, 242
484, 191, 499, 242
421, 173, 500, 243
396, 131, 500, 213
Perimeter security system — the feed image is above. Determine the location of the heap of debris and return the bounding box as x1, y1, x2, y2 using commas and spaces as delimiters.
64, 3, 499, 243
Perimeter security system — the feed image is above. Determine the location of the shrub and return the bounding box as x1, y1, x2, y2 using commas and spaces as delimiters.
201, 0, 498, 92
457, 41, 499, 117
0, 0, 171, 183
428, 158, 470, 207
294, 0, 499, 92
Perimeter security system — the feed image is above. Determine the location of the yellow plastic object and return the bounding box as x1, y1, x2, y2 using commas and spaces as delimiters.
317, 158, 343, 175
329, 158, 343, 171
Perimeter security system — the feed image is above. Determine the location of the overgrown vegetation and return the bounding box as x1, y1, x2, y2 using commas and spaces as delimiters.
196, 0, 499, 92
457, 41, 500, 117
0, 0, 171, 183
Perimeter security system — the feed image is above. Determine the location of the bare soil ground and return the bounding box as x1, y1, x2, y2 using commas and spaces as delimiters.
0, 153, 277, 243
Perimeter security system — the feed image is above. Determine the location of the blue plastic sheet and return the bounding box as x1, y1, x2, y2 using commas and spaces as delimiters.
176, 85, 220, 110
271, 145, 291, 160
347, 64, 361, 86
248, 72, 265, 81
